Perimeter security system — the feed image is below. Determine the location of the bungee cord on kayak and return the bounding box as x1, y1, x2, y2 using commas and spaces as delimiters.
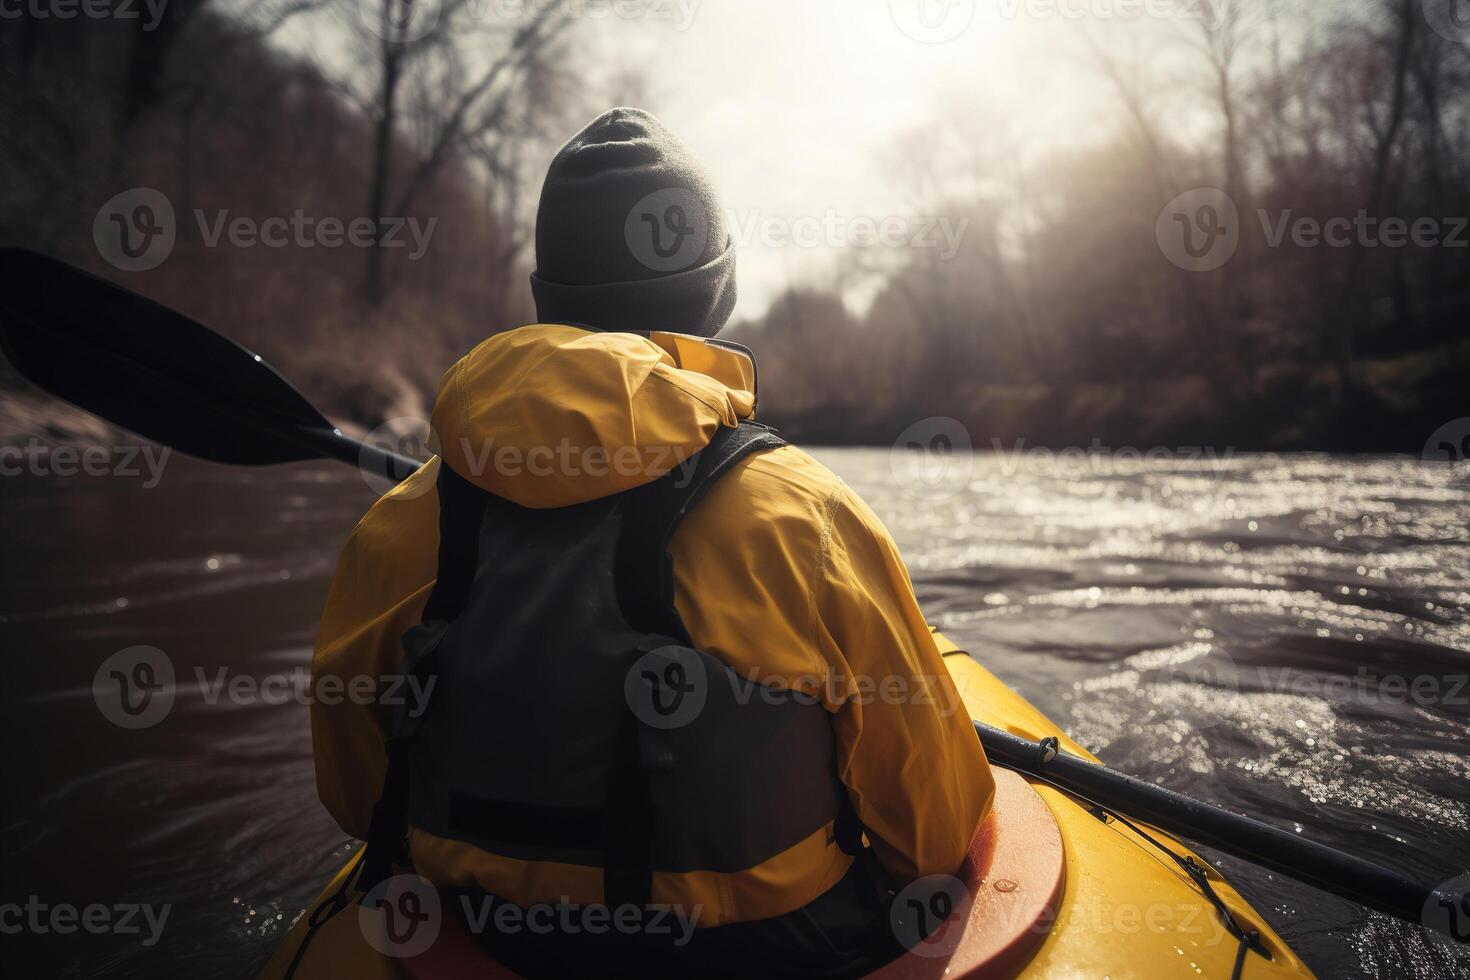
278, 851, 365, 980
984, 733, 1271, 977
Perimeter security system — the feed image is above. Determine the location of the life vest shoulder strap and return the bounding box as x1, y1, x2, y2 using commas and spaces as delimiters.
614, 420, 786, 641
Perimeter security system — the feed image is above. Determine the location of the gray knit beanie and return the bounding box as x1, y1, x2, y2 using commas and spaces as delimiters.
530, 107, 737, 337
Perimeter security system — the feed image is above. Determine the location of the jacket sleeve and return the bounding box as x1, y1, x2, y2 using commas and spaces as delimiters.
311, 459, 441, 839
813, 485, 993, 884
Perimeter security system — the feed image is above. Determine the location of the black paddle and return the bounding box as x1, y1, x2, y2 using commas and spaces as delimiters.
0, 248, 419, 482
976, 723, 1468, 944
2, 248, 1465, 946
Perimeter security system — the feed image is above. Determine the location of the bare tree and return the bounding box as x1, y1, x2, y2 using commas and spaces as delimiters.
1178, 0, 1268, 392
1084, 29, 1179, 204
119, 0, 331, 133
1177, 0, 1263, 206
347, 0, 570, 306
464, 51, 583, 327
1321, 0, 1418, 399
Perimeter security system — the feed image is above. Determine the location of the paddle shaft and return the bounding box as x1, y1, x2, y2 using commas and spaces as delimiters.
293, 424, 421, 484
975, 722, 1465, 938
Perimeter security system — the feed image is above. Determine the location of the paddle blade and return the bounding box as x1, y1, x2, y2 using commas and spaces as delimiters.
0, 248, 333, 466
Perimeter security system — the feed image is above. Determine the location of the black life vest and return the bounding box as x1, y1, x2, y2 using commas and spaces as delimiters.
361, 421, 856, 909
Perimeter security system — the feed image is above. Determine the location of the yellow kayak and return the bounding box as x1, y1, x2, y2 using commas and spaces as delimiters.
261, 646, 1313, 979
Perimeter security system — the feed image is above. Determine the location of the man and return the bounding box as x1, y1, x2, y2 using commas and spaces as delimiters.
311, 107, 991, 978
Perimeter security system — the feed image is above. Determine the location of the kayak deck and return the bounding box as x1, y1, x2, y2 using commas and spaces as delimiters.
261, 652, 1315, 979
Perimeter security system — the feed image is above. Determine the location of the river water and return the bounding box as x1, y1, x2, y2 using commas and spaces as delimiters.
1, 448, 1467, 978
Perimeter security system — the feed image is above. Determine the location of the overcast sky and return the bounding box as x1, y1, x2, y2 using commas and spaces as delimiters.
573, 0, 1120, 316
285, 0, 1235, 318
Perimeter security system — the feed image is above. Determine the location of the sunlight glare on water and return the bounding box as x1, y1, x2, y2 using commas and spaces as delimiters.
822, 447, 1470, 979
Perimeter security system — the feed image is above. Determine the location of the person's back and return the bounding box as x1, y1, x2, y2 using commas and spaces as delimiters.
311, 108, 993, 979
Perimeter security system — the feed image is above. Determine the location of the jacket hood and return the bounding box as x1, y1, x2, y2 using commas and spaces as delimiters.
430, 324, 757, 508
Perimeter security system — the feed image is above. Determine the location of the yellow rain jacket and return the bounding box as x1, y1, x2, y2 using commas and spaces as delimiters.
311, 324, 992, 925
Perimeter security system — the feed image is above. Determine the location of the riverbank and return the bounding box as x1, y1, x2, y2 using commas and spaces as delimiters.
5, 340, 1464, 458
762, 340, 1470, 455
